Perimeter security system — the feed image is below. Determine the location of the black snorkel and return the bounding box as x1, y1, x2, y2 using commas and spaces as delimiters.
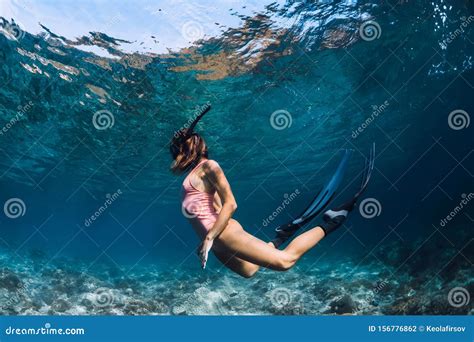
173, 103, 212, 140
171, 103, 212, 158
187, 103, 211, 135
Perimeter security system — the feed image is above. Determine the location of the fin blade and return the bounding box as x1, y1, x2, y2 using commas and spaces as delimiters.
300, 149, 351, 219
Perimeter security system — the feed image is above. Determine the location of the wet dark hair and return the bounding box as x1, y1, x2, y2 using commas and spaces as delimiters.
169, 129, 208, 174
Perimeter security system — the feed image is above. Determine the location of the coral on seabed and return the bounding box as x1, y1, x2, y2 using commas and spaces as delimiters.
0, 237, 471, 316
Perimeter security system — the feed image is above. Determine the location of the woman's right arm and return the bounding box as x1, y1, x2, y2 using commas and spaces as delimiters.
198, 160, 237, 268
213, 193, 223, 213
203, 160, 237, 239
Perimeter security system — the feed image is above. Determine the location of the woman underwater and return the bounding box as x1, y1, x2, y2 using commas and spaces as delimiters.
170, 105, 374, 278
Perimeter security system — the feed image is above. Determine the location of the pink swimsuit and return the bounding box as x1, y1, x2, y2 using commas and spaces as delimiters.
181, 160, 218, 237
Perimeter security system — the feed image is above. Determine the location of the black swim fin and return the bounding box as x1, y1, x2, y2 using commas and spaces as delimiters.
271, 149, 352, 248
320, 143, 375, 236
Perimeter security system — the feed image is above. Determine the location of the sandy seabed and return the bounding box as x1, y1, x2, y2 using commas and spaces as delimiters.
1, 241, 472, 316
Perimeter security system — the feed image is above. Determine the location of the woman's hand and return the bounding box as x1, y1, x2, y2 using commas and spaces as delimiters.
197, 160, 237, 270
198, 237, 214, 269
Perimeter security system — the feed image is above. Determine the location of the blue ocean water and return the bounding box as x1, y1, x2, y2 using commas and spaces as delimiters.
0, 1, 472, 315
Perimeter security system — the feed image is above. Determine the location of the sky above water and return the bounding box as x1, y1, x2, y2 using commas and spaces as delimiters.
0, 0, 287, 55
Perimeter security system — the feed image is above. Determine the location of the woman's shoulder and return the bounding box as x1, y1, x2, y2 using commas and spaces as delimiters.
202, 159, 221, 172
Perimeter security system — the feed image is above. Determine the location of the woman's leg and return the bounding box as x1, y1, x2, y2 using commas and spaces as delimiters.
213, 249, 260, 278
213, 222, 276, 277
216, 219, 325, 271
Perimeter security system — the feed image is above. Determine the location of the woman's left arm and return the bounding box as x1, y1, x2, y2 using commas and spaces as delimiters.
198, 160, 237, 268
